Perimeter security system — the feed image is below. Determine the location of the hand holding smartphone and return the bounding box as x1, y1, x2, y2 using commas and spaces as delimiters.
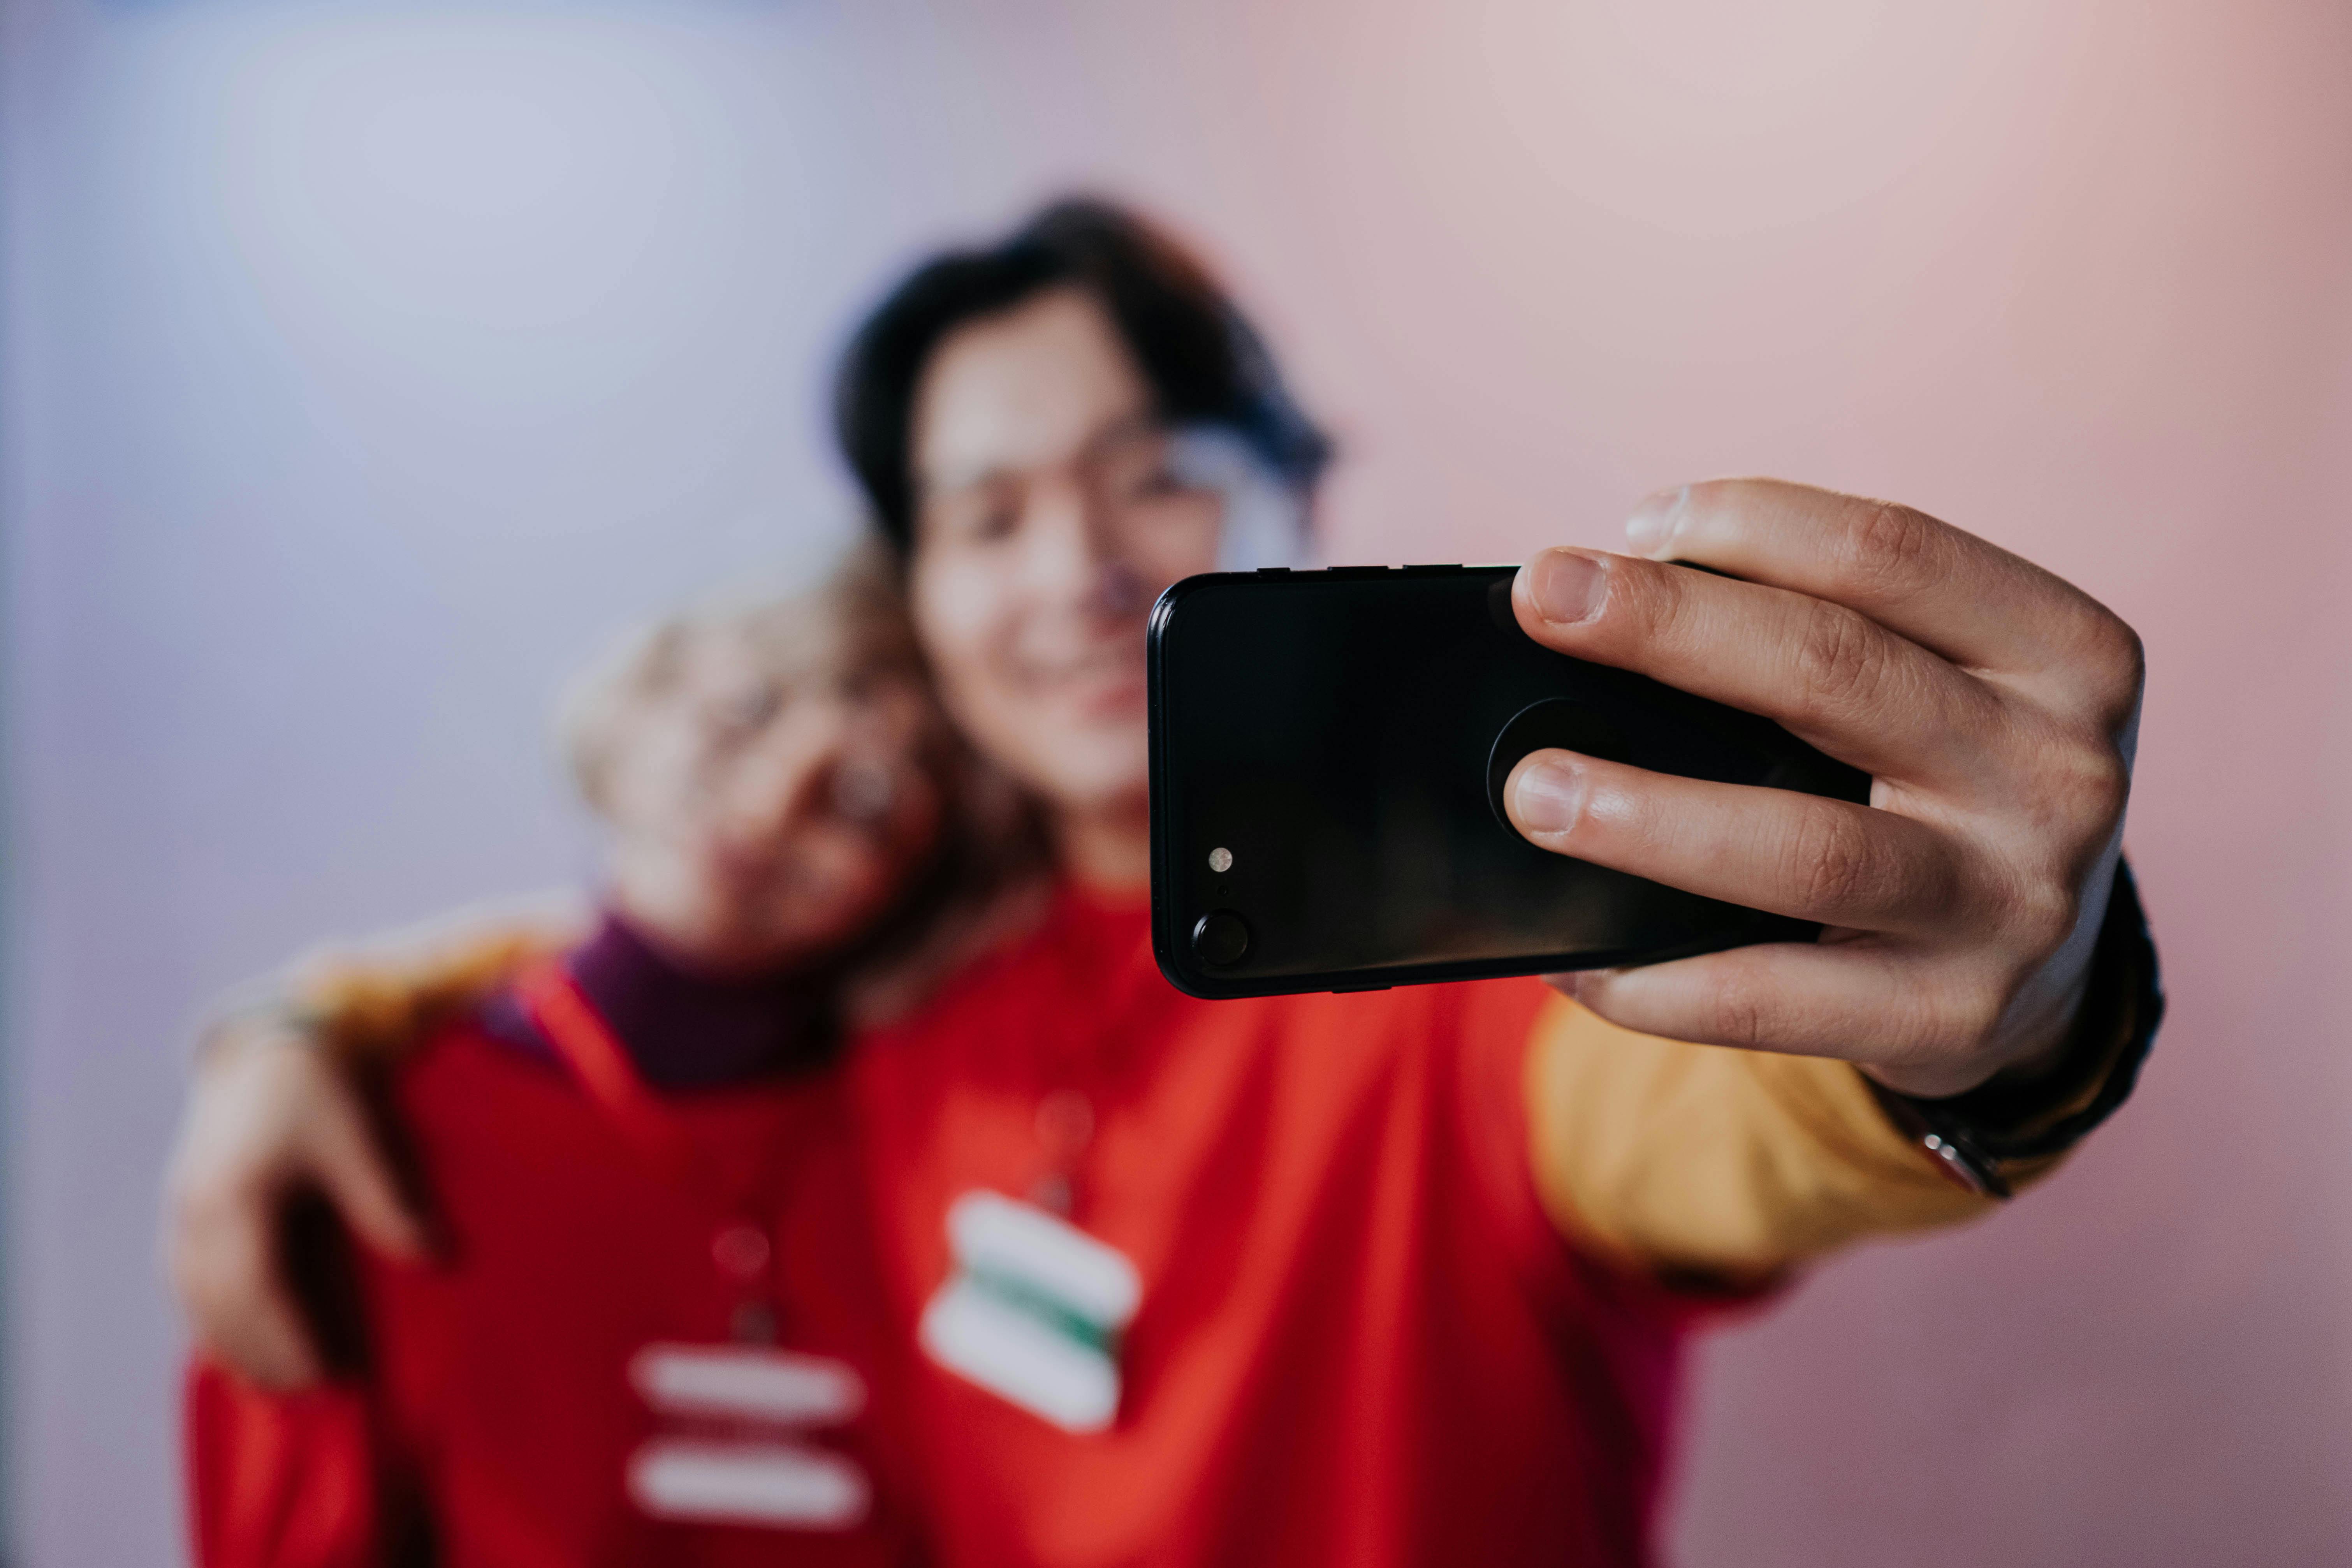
1146, 563, 1869, 999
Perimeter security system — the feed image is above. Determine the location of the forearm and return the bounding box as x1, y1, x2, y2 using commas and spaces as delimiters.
202, 897, 585, 1066
1524, 861, 2158, 1285
1523, 1004, 2008, 1286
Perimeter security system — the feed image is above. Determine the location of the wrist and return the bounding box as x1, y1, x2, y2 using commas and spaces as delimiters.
1866, 857, 2162, 1197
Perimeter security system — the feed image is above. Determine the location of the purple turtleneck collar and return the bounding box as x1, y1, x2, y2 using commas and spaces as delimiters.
480, 912, 834, 1091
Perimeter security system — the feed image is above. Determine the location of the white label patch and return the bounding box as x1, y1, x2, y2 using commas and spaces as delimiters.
918, 1190, 1141, 1433
625, 1343, 871, 1531
630, 1344, 866, 1427
627, 1438, 870, 1530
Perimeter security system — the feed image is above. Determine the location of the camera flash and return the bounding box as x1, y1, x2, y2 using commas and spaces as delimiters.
1207, 846, 1233, 873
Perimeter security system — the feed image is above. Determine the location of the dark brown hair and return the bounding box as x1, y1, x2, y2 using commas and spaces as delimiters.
832, 197, 1331, 552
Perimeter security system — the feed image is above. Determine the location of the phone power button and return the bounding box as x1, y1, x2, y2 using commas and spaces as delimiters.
1191, 910, 1251, 968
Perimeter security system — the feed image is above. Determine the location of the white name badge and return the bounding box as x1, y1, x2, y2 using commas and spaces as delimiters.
630, 1343, 867, 1427
918, 1190, 1142, 1434
626, 1343, 872, 1531
627, 1438, 869, 1530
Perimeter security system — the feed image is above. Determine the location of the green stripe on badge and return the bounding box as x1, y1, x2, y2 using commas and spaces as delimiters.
961, 1263, 1118, 1356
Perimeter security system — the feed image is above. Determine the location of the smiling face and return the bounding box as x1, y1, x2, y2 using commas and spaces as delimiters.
581, 573, 948, 975
904, 288, 1225, 844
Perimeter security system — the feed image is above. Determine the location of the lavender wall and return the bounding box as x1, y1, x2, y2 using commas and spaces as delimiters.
4, 0, 2347, 1561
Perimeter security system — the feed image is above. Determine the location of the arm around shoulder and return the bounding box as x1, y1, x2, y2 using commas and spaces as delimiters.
258, 896, 585, 1067
165, 901, 581, 1389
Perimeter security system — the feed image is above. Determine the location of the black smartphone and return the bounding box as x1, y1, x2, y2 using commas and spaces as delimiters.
1146, 564, 1871, 999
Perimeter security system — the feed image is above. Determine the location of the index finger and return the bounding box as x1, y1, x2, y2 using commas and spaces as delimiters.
1624, 479, 2129, 679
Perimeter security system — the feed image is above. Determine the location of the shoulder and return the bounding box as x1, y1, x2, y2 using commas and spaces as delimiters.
298, 904, 582, 1067
381, 1005, 577, 1140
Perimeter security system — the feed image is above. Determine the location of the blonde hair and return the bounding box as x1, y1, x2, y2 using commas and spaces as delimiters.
556, 539, 924, 820
556, 538, 1051, 1023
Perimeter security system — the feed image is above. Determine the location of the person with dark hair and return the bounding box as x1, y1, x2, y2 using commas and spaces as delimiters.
836, 198, 1332, 555
166, 195, 2158, 1567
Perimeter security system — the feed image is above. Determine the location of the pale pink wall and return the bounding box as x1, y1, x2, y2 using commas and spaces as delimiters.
5, 0, 2347, 1560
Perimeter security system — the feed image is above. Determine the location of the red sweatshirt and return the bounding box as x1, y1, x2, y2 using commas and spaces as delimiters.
195, 891, 1720, 1568
185, 960, 926, 1568
844, 888, 1696, 1567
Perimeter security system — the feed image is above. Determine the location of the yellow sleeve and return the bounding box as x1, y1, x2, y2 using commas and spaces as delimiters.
204, 902, 584, 1068
1521, 996, 2071, 1286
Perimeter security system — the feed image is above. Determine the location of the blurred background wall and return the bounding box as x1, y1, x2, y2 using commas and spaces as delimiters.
3, 0, 2347, 1561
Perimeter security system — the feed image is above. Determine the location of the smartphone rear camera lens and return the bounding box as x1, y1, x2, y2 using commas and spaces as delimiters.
1191, 910, 1251, 968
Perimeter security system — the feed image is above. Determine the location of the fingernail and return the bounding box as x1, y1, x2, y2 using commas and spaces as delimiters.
1624, 486, 1689, 556
1513, 755, 1589, 834
1524, 549, 1608, 624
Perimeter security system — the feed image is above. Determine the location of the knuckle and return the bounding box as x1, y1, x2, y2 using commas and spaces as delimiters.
1606, 554, 1680, 641
2006, 858, 2091, 957
2020, 893, 2083, 958
2042, 732, 2133, 837
2083, 611, 2148, 723
1845, 500, 1940, 588
1786, 804, 1881, 917
1793, 599, 1889, 717
2081, 745, 2133, 823
1704, 968, 1779, 1050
